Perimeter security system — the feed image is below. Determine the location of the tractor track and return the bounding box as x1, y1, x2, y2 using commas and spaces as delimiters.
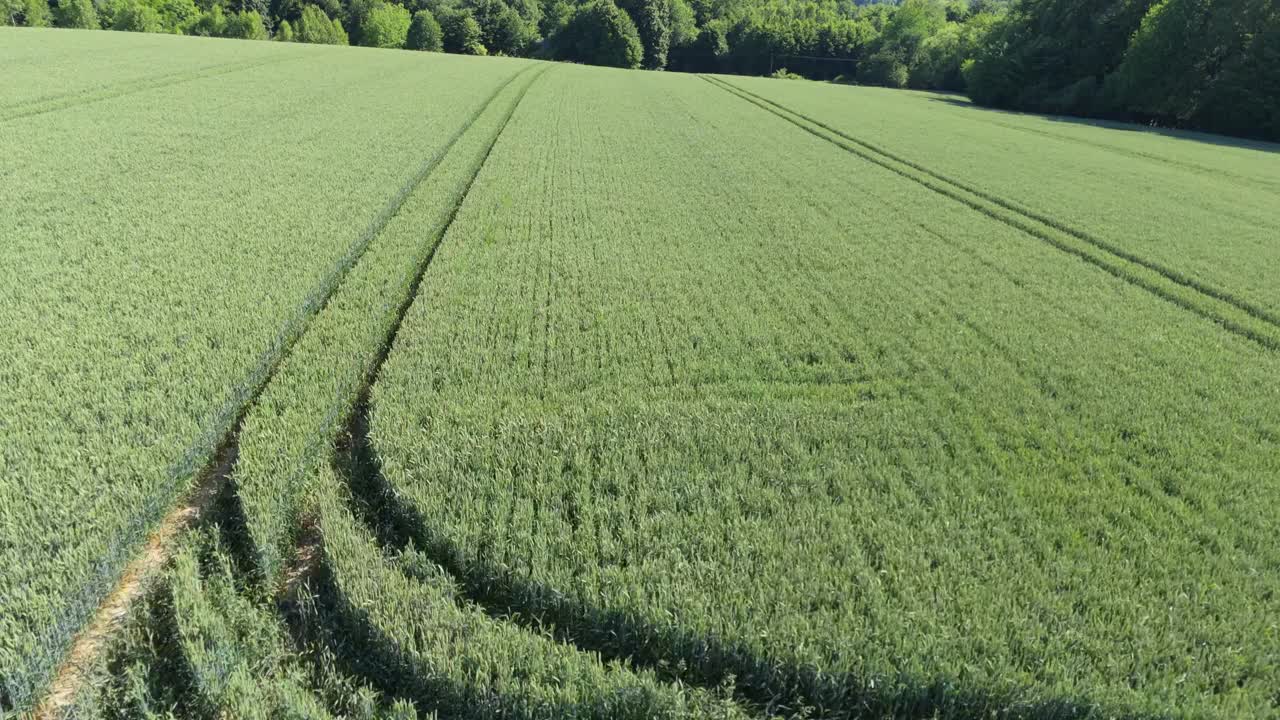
264, 61, 555, 720
25, 63, 541, 719
0, 54, 302, 123
700, 74, 1280, 352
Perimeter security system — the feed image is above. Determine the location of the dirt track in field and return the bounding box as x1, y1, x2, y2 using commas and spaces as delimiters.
33, 443, 238, 719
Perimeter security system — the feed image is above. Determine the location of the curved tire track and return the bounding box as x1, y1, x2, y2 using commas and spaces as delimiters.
23, 63, 539, 720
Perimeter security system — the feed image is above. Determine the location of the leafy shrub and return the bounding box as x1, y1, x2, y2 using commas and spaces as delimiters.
406, 9, 441, 50
187, 4, 226, 35
20, 0, 50, 26
224, 9, 267, 39
859, 50, 908, 88
108, 0, 164, 32
359, 1, 410, 48
437, 7, 486, 54
553, 0, 643, 69
55, 0, 98, 27
467, 0, 537, 56
296, 4, 347, 44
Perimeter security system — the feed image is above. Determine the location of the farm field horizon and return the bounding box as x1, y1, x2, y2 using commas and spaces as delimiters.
2, 27, 1278, 720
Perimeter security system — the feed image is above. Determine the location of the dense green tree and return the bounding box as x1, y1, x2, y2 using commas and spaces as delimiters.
1201, 21, 1279, 140
268, 0, 300, 22
1, 0, 46, 25
187, 4, 226, 33
105, 0, 165, 31
224, 7, 267, 36
101, 0, 198, 32
507, 0, 539, 28
858, 0, 944, 85
617, 0, 672, 68
673, 18, 726, 70
406, 7, 442, 48
275, 15, 293, 36
341, 0, 373, 42
359, 1, 410, 46
963, 0, 1275, 139
669, 0, 694, 45
553, 0, 643, 68
537, 0, 572, 38
20, 0, 51, 26
908, 11, 996, 90
467, 0, 535, 54
269, 0, 334, 24
295, 3, 347, 42
55, 0, 99, 26
437, 6, 486, 53
965, 0, 1158, 112
1113, 0, 1279, 138
683, 0, 709, 25
711, 1, 882, 78
492, 3, 535, 52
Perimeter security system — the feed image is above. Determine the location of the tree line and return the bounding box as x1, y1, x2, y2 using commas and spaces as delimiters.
4, 0, 1275, 140
966, 0, 1277, 141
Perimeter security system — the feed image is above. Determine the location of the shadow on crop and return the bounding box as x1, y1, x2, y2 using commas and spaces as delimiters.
96, 577, 206, 720
925, 96, 1280, 154
330, 400, 1161, 720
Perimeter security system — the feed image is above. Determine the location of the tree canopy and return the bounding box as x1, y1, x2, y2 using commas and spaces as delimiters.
966, 0, 1278, 139
6, 0, 1273, 140
553, 0, 644, 67
406, 8, 443, 49
360, 1, 411, 46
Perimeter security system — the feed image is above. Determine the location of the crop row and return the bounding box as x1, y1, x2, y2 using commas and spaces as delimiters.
234, 60, 543, 588
90, 60, 754, 720
302, 459, 755, 719
0, 37, 528, 711
42, 57, 546, 720
701, 75, 1280, 351
364, 66, 1280, 718
722, 75, 1280, 320
0, 30, 294, 114
8, 33, 1280, 719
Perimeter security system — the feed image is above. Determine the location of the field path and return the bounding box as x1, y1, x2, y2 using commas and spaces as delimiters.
23, 62, 540, 718
31, 444, 237, 719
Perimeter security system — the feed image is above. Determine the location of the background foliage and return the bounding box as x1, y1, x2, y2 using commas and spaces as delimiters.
4, 0, 1274, 138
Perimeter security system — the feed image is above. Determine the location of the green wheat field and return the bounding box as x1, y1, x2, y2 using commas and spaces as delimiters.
2, 27, 1279, 720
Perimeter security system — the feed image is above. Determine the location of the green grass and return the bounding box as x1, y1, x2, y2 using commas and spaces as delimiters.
4, 28, 1280, 720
